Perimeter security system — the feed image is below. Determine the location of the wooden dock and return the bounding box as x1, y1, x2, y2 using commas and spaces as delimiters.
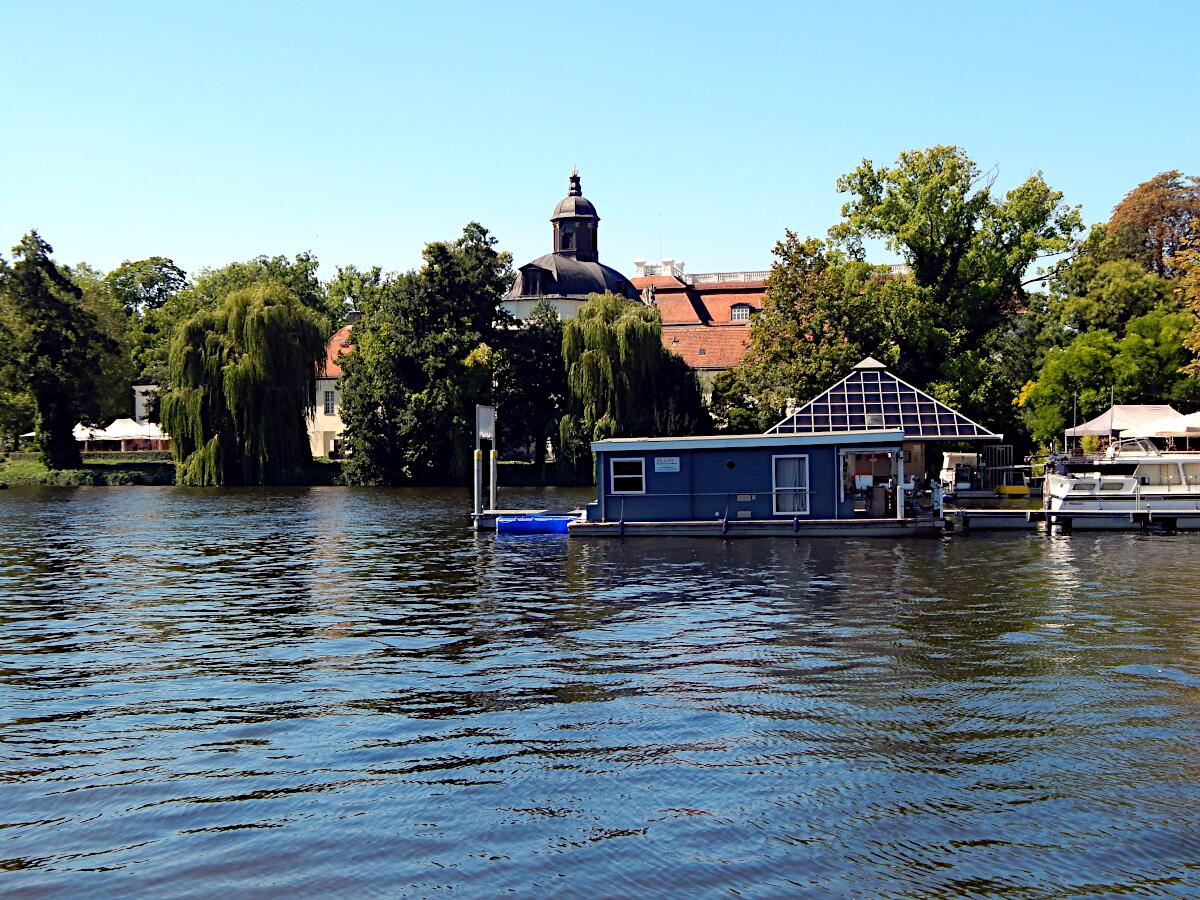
567, 517, 946, 538
948, 508, 1200, 533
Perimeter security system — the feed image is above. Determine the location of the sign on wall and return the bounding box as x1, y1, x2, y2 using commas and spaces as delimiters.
654, 456, 680, 473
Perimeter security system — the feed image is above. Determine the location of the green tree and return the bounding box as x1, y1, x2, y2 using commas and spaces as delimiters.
141, 253, 333, 391
1049, 258, 1175, 336
1017, 330, 1118, 445
831, 146, 1081, 342
1019, 306, 1200, 445
1181, 235, 1200, 378
828, 145, 1082, 442
105, 257, 188, 386
493, 299, 567, 467
106, 257, 187, 316
339, 224, 513, 485
0, 232, 117, 468
69, 263, 135, 422
720, 234, 949, 432
558, 292, 706, 480
160, 282, 328, 485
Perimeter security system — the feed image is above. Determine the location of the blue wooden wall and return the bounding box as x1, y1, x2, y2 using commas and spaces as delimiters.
593, 443, 854, 522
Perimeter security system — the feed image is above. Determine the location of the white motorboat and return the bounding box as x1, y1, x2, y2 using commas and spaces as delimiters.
1045, 438, 1200, 527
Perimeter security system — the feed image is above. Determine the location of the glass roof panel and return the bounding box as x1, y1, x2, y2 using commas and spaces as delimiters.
768, 366, 999, 440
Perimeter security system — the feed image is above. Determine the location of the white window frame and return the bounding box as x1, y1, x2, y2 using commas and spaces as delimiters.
610, 457, 646, 495
772, 454, 810, 515
323, 390, 336, 416
731, 304, 752, 321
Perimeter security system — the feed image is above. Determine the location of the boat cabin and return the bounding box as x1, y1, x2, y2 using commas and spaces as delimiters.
583, 429, 910, 526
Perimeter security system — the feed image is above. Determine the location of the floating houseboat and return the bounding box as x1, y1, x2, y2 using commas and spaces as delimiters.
569, 429, 946, 537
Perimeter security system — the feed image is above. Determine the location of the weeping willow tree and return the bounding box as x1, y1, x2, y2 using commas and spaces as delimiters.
161, 282, 328, 485
559, 292, 707, 481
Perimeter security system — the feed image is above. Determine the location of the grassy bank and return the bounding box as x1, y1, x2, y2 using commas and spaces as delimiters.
0, 453, 344, 487
0, 453, 177, 486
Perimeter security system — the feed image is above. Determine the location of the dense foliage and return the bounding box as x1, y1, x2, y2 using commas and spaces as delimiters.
161, 283, 328, 485
715, 149, 1200, 456
493, 299, 567, 469
2, 148, 1198, 478
0, 233, 119, 467
558, 293, 707, 480
338, 224, 513, 485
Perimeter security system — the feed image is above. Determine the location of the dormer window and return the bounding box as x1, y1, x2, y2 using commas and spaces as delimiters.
731, 304, 753, 321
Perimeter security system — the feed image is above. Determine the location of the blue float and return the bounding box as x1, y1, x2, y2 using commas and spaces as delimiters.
495, 514, 576, 535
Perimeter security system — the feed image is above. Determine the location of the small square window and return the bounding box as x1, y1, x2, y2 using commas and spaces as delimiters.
697, 348, 707, 356
611, 458, 645, 494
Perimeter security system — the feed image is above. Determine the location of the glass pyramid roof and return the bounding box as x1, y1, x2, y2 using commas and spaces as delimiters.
768, 359, 1000, 441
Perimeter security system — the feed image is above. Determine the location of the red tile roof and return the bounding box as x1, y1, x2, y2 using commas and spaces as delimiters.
662, 325, 751, 370
633, 274, 766, 328
654, 295, 705, 325
632, 274, 687, 289
321, 324, 354, 378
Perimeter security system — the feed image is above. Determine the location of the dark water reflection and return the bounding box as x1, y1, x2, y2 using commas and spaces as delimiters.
2, 486, 1200, 896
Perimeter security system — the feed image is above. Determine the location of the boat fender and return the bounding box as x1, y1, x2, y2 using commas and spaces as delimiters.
792, 516, 799, 533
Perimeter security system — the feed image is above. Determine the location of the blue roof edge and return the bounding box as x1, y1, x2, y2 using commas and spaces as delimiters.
591, 430, 905, 453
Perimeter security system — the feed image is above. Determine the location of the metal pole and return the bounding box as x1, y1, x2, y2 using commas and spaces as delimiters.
895, 450, 905, 520
489, 448, 498, 513
472, 448, 483, 529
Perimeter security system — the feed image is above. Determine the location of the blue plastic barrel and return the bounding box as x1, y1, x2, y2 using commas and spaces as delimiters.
495, 515, 576, 535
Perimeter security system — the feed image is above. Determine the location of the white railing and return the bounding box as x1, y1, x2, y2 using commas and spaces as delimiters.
685, 270, 770, 285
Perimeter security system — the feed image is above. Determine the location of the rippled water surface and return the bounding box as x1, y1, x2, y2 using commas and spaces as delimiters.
3, 486, 1200, 897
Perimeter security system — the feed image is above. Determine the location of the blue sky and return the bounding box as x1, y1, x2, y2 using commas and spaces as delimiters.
2, 1, 1197, 280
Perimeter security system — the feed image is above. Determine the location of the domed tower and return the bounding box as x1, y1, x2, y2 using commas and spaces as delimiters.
552, 168, 599, 262
504, 169, 641, 321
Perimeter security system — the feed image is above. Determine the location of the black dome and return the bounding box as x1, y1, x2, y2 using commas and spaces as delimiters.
551, 169, 598, 221
552, 194, 598, 221
506, 254, 639, 302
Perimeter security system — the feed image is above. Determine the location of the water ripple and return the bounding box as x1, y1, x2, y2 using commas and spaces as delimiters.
2, 486, 1200, 896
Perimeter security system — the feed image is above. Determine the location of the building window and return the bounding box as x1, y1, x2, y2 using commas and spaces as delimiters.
610, 458, 645, 494
324, 391, 335, 416
772, 454, 809, 515
561, 229, 574, 250
731, 304, 752, 321
697, 348, 707, 357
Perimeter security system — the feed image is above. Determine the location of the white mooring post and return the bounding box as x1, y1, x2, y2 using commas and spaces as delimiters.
489, 448, 498, 513
472, 448, 484, 529
474, 404, 496, 528
896, 451, 905, 521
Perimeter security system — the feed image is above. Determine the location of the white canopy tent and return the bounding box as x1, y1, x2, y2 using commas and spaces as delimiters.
22, 419, 169, 444
1065, 405, 1182, 438
1119, 411, 1200, 438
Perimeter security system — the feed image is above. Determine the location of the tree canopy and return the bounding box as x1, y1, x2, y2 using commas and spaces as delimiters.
493, 298, 567, 468
339, 223, 513, 485
0, 232, 118, 468
1109, 171, 1200, 277
160, 282, 328, 485
558, 292, 707, 479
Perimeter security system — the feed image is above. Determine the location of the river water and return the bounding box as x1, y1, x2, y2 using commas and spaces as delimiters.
2, 486, 1199, 897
